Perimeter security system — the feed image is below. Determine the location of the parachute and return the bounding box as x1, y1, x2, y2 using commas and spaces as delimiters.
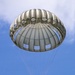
10, 9, 66, 52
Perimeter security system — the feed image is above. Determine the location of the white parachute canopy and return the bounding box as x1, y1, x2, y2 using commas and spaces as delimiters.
10, 9, 66, 52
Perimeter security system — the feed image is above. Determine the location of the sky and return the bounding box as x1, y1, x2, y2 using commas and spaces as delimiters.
0, 0, 75, 75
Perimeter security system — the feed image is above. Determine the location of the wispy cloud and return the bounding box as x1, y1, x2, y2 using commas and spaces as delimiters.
0, 0, 75, 43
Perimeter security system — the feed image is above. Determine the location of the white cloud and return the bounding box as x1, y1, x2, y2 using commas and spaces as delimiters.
0, 0, 75, 43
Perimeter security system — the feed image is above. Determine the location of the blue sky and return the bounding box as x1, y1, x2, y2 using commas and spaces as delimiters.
0, 0, 75, 75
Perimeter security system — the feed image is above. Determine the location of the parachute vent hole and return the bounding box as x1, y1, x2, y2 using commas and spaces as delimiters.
22, 20, 26, 24
42, 18, 47, 21
34, 46, 40, 51
31, 18, 35, 22
47, 19, 51, 23
23, 44, 29, 49
45, 44, 51, 50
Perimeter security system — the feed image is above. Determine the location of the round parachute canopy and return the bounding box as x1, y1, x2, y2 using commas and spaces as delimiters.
10, 9, 66, 52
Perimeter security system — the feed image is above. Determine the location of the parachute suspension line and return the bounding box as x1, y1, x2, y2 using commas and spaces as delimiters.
17, 51, 34, 75
37, 50, 57, 75
44, 49, 59, 75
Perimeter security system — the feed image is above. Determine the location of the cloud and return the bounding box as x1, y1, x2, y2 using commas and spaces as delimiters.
0, 0, 75, 43
55, 0, 75, 43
